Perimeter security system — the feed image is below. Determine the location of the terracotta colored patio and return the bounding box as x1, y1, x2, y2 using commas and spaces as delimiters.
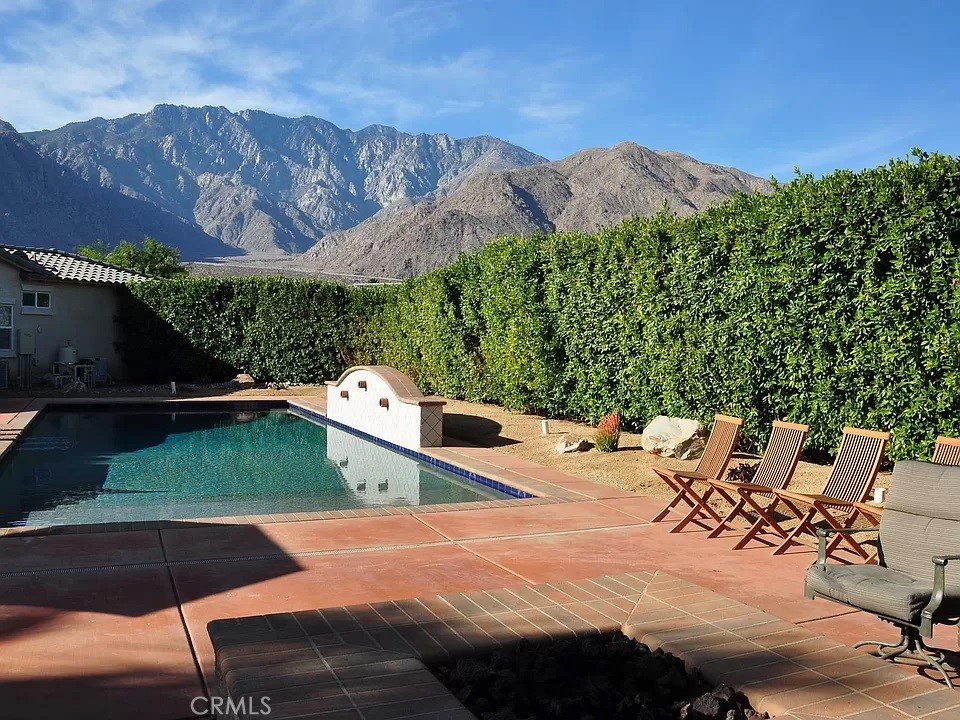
0, 396, 958, 719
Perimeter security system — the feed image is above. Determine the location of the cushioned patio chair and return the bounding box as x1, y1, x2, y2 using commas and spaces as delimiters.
805, 460, 960, 687
668, 420, 809, 537
733, 427, 888, 558
651, 414, 743, 528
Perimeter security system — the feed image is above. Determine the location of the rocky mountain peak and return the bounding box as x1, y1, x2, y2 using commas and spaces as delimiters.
24, 107, 545, 255
304, 142, 771, 278
0, 118, 233, 258
5, 107, 769, 276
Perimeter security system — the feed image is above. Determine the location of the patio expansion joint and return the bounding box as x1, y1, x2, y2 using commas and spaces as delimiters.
450, 541, 538, 587
156, 528, 211, 702
0, 522, 657, 578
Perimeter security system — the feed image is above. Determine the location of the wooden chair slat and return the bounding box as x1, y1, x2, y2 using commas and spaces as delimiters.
752, 422, 808, 491
696, 414, 744, 481
821, 430, 888, 503
932, 436, 960, 466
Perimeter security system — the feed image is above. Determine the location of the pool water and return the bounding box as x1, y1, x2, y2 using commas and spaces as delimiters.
0, 406, 515, 527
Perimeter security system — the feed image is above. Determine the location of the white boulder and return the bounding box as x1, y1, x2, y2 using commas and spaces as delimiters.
641, 416, 707, 460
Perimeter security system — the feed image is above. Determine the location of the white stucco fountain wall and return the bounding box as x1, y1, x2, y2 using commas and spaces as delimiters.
324, 366, 444, 451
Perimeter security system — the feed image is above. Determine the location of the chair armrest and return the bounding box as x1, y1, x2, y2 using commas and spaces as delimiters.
921, 555, 960, 635
815, 526, 878, 565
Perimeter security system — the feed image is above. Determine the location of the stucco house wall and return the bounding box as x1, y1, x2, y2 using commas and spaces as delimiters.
0, 261, 127, 383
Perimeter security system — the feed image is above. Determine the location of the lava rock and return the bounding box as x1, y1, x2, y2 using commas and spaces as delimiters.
433, 633, 766, 719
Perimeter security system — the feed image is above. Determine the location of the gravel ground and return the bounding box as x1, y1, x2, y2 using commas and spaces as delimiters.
440, 398, 890, 499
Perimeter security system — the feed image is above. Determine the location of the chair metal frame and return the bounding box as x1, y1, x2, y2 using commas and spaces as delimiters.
808, 526, 960, 687
650, 414, 743, 529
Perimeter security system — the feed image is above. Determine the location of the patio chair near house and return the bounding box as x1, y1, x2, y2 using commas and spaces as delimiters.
805, 460, 960, 687
732, 427, 889, 559
651, 414, 743, 527
673, 420, 809, 539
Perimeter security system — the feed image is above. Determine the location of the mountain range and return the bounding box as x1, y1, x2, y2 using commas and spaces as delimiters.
0, 120, 231, 258
1, 105, 771, 275
23, 105, 544, 256
304, 143, 771, 277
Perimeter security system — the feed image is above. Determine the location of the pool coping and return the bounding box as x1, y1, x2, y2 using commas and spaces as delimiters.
0, 395, 600, 537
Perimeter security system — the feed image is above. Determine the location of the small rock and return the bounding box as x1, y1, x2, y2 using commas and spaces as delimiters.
684, 685, 738, 720
451, 658, 492, 685
688, 693, 724, 718
657, 665, 691, 691
229, 373, 256, 387
555, 434, 591, 453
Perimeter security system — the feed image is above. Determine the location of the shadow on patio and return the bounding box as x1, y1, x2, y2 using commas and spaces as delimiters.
0, 521, 306, 720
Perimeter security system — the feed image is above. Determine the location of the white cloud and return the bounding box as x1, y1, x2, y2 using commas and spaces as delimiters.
519, 101, 584, 122
757, 125, 924, 177
0, 0, 595, 156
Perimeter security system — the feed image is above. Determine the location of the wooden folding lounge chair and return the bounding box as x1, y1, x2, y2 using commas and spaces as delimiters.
650, 414, 743, 527
763, 427, 889, 559
734, 427, 890, 558
932, 435, 960, 466
842, 434, 960, 534
668, 420, 808, 537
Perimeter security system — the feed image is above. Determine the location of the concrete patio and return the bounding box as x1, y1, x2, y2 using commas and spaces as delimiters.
0, 396, 956, 719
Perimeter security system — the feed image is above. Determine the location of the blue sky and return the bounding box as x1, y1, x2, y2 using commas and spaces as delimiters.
0, 0, 956, 178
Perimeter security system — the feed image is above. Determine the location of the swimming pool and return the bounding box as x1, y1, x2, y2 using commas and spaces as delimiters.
0, 403, 521, 528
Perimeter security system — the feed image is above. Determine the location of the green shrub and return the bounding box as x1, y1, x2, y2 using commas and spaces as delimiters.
121, 151, 960, 459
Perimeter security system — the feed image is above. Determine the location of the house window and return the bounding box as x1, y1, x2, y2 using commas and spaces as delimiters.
21, 290, 52, 315
0, 305, 12, 352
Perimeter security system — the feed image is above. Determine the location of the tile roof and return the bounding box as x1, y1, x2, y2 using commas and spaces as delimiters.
0, 246, 148, 284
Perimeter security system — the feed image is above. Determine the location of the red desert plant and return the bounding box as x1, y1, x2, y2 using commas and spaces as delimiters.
594, 411, 621, 452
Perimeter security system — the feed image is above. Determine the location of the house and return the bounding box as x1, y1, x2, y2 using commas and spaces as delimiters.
0, 246, 147, 386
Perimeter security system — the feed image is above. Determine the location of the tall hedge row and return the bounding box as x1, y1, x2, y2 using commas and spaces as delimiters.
121, 152, 960, 458
118, 277, 365, 384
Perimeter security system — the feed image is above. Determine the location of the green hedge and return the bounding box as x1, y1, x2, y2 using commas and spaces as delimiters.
121, 152, 960, 458
119, 277, 365, 384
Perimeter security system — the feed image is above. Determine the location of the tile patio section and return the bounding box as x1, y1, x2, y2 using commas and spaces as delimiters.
0, 395, 956, 718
